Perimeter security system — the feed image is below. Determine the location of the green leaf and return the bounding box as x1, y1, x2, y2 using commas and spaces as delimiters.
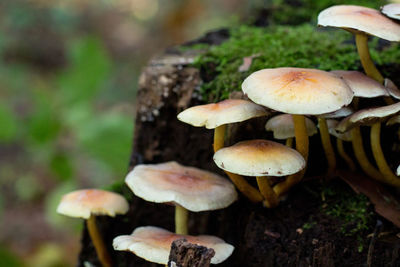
0, 103, 18, 143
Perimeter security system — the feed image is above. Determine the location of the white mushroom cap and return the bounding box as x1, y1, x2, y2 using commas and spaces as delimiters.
320, 106, 354, 119
213, 139, 305, 177
397, 164, 400, 176
177, 99, 268, 129
265, 114, 317, 139
318, 5, 400, 41
125, 162, 237, 212
381, 4, 400, 20
331, 70, 389, 98
56, 189, 129, 219
336, 102, 400, 132
384, 78, 400, 100
113, 226, 234, 265
325, 119, 352, 141
242, 67, 353, 115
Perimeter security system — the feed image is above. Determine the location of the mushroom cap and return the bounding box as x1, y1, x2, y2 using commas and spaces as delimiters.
125, 162, 237, 212
177, 99, 268, 129
385, 78, 400, 100
318, 5, 400, 41
331, 70, 389, 98
320, 106, 354, 119
265, 114, 317, 139
113, 226, 234, 264
213, 139, 305, 177
56, 189, 129, 219
336, 102, 400, 132
325, 119, 352, 141
242, 67, 353, 115
386, 115, 400, 126
397, 164, 400, 176
381, 4, 400, 20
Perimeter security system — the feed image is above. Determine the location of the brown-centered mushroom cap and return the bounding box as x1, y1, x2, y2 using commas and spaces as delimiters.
213, 139, 305, 177
318, 5, 400, 41
336, 102, 400, 132
113, 226, 234, 264
125, 162, 237, 212
56, 189, 129, 219
331, 70, 389, 98
381, 4, 400, 20
177, 99, 268, 129
242, 67, 353, 115
265, 114, 317, 139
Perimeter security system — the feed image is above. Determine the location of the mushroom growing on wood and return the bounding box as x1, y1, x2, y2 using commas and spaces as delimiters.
213, 139, 305, 207
113, 226, 234, 265
177, 99, 268, 202
57, 189, 129, 267
125, 161, 237, 235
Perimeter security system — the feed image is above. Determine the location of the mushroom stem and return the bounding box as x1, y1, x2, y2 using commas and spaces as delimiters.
351, 127, 383, 181
370, 122, 400, 186
318, 117, 336, 175
273, 115, 309, 196
336, 138, 356, 171
213, 126, 263, 203
256, 176, 279, 208
175, 205, 188, 235
355, 33, 384, 84
285, 137, 293, 147
87, 216, 112, 267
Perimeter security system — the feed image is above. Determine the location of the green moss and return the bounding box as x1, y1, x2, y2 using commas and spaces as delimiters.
195, 24, 400, 102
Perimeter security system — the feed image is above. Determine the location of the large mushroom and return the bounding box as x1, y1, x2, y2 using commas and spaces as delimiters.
113, 226, 234, 265
242, 67, 353, 195
177, 99, 268, 202
125, 161, 237, 235
57, 189, 129, 267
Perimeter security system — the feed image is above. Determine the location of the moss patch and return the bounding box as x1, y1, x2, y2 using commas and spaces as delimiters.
194, 24, 400, 102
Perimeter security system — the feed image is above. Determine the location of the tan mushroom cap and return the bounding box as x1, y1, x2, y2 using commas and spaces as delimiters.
381, 4, 400, 20
331, 70, 389, 98
336, 102, 400, 132
125, 162, 237, 212
326, 119, 352, 141
177, 99, 268, 129
320, 106, 354, 119
385, 78, 400, 100
213, 139, 305, 177
56, 189, 129, 219
242, 67, 353, 115
113, 226, 234, 264
386, 115, 400, 126
318, 5, 400, 41
265, 114, 317, 139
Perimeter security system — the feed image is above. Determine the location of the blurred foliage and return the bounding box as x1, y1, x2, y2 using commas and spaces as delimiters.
0, 246, 24, 267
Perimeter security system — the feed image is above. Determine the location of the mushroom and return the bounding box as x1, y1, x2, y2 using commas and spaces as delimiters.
381, 3, 400, 20
242, 67, 353, 195
125, 161, 237, 235
113, 226, 234, 265
384, 78, 400, 100
57, 189, 129, 267
336, 102, 400, 186
318, 5, 400, 83
177, 99, 268, 202
265, 114, 317, 147
213, 139, 305, 207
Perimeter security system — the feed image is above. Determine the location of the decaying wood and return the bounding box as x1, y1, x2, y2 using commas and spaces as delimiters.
168, 239, 215, 267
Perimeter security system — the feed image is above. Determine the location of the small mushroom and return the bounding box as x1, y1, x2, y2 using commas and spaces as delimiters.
125, 161, 237, 235
213, 139, 305, 207
113, 226, 234, 265
381, 4, 400, 20
57, 189, 129, 267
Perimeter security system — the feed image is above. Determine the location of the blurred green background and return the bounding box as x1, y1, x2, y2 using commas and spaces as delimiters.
0, 0, 393, 266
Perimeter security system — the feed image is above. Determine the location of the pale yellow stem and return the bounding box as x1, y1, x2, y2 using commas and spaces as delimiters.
351, 127, 383, 181
256, 176, 279, 208
285, 137, 293, 147
336, 138, 356, 171
355, 33, 384, 84
175, 205, 188, 235
214, 126, 263, 203
370, 122, 400, 187
87, 216, 112, 267
273, 115, 308, 196
318, 117, 336, 175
